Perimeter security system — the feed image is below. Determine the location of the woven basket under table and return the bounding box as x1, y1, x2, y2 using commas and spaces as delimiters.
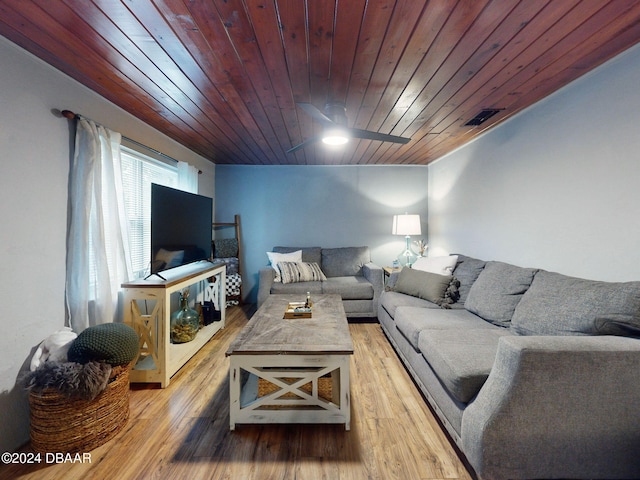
29, 364, 131, 454
258, 376, 333, 401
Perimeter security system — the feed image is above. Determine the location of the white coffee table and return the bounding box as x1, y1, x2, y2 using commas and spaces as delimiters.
225, 294, 353, 430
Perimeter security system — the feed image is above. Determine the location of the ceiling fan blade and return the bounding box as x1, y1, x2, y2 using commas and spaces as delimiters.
348, 128, 411, 144
292, 101, 410, 151
297, 103, 336, 125
286, 134, 323, 154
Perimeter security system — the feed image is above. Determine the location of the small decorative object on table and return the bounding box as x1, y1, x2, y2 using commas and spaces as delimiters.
284, 292, 313, 319
170, 288, 200, 343
414, 239, 428, 257
305, 291, 312, 308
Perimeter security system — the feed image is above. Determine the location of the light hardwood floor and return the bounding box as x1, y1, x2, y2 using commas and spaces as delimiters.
2, 305, 474, 480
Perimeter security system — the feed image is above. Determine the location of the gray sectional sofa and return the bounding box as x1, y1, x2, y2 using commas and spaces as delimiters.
379, 254, 640, 480
258, 246, 383, 318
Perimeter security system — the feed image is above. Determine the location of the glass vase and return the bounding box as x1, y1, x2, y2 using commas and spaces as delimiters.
170, 290, 200, 343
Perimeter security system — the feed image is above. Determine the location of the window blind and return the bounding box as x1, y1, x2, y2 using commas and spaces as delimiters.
120, 147, 178, 278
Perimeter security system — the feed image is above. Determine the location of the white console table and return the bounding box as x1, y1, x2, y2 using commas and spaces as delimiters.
122, 262, 226, 387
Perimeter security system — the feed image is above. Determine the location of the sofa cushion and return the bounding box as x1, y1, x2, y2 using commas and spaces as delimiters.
321, 246, 370, 277
270, 281, 323, 295
267, 249, 302, 282
511, 270, 640, 336
465, 261, 538, 326
380, 291, 441, 319
593, 318, 640, 337
418, 328, 512, 403
452, 255, 486, 305
278, 261, 327, 284
395, 306, 495, 351
342, 299, 375, 314
322, 276, 374, 300
392, 268, 459, 307
412, 255, 459, 275
273, 246, 322, 266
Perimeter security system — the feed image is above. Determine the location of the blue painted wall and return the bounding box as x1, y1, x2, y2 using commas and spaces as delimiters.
214, 165, 428, 302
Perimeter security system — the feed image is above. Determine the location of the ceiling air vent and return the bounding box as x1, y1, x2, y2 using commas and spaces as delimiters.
464, 108, 504, 126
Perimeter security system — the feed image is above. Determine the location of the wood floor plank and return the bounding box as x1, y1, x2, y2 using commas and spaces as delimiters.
1, 305, 473, 480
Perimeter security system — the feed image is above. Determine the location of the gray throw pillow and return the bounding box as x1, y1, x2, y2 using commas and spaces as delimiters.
465, 261, 538, 326
511, 270, 640, 336
452, 255, 486, 304
393, 268, 459, 307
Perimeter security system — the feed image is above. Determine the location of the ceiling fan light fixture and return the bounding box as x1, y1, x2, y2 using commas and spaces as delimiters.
288, 102, 410, 153
321, 128, 349, 146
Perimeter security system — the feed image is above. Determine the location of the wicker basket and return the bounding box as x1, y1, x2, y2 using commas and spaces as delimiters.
29, 364, 131, 454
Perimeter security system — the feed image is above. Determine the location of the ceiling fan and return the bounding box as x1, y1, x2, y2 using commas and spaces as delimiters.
287, 102, 411, 153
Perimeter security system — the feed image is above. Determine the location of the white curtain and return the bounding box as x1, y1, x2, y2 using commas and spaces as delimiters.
66, 119, 133, 332
177, 161, 198, 193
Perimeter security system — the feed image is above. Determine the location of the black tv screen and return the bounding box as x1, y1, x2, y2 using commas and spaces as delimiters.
150, 183, 213, 275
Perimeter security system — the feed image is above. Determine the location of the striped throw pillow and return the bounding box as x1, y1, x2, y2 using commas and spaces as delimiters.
278, 262, 327, 284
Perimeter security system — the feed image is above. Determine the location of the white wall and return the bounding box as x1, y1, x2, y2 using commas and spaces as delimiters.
428, 43, 640, 282
0, 36, 214, 452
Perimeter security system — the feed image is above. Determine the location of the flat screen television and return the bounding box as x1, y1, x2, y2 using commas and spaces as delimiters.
150, 183, 213, 277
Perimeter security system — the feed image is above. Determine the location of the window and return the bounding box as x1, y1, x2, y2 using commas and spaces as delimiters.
120, 147, 179, 278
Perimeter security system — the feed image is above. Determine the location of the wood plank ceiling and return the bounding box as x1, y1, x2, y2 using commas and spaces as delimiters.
2, 1, 640, 165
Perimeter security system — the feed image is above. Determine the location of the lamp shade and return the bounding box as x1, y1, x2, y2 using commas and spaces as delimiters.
392, 214, 421, 236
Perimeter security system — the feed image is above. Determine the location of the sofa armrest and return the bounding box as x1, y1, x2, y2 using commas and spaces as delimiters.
257, 267, 275, 308
362, 262, 384, 314
461, 335, 640, 480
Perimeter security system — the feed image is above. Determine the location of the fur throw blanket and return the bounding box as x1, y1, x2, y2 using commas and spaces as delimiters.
30, 327, 77, 371
23, 361, 112, 400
